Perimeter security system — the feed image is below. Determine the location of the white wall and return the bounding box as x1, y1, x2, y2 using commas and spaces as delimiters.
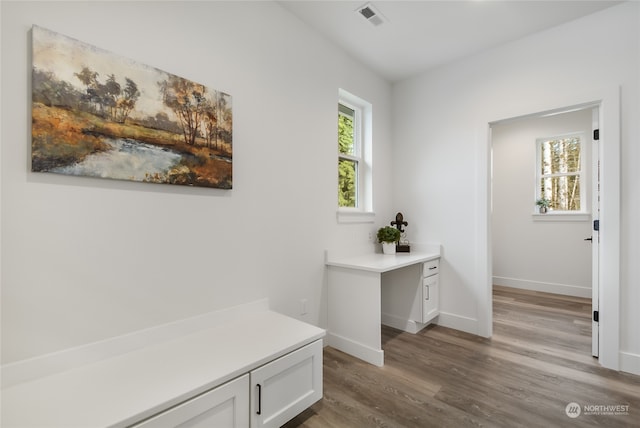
0, 1, 394, 363
492, 109, 593, 297
393, 2, 639, 371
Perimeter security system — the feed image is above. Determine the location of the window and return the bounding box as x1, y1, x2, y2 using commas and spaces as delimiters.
338, 103, 359, 207
536, 133, 586, 213
337, 89, 372, 222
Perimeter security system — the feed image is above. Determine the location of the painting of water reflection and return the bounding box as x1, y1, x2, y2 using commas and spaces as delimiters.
31, 26, 232, 189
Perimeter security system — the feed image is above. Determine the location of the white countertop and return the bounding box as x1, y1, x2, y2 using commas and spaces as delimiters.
326, 251, 439, 273
1, 310, 325, 428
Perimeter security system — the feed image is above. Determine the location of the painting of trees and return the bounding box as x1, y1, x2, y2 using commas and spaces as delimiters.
158, 75, 231, 149
73, 67, 140, 123
118, 78, 140, 123
159, 75, 207, 146
31, 25, 233, 189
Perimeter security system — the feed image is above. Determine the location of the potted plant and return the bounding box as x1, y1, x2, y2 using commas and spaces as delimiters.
377, 226, 401, 255
536, 198, 551, 214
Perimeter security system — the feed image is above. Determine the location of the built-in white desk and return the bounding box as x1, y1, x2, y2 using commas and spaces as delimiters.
326, 249, 440, 366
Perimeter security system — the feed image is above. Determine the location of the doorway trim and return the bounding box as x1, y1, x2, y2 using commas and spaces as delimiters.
477, 85, 620, 370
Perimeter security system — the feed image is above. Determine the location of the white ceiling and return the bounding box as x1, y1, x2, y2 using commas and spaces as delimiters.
279, 1, 623, 82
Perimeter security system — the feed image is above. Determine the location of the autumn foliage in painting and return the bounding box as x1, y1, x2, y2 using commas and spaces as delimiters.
31, 26, 233, 189
159, 75, 232, 150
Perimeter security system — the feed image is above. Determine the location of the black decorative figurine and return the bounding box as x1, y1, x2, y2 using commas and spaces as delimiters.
391, 212, 410, 252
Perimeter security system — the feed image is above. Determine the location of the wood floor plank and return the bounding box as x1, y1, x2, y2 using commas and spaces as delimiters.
284, 287, 640, 427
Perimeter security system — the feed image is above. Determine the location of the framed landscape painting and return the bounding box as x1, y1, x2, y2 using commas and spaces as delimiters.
31, 25, 232, 189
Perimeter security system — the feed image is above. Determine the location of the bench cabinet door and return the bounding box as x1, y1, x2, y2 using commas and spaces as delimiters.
132, 374, 249, 428
250, 340, 323, 428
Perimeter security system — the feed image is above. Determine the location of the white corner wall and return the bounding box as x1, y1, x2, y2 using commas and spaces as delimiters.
0, 1, 394, 363
392, 2, 639, 373
492, 109, 593, 298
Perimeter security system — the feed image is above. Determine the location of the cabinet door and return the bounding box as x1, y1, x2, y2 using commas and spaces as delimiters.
250, 340, 323, 428
422, 274, 439, 323
132, 374, 249, 428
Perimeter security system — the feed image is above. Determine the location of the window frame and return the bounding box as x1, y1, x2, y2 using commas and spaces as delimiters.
534, 132, 588, 217
337, 89, 373, 223
338, 100, 361, 208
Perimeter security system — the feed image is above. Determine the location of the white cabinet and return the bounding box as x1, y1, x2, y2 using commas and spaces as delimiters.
326, 250, 440, 365
131, 340, 322, 428
1, 307, 325, 428
250, 340, 323, 428
133, 375, 250, 428
421, 259, 440, 324
381, 257, 440, 333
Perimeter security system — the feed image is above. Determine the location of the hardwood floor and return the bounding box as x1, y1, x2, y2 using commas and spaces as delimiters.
284, 286, 640, 428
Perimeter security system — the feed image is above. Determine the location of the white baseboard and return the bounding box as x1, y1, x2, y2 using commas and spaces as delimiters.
620, 351, 640, 376
381, 312, 429, 334
1, 299, 270, 388
326, 332, 384, 367
493, 276, 591, 298
436, 311, 478, 335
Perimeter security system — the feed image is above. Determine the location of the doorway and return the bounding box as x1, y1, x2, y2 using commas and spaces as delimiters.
490, 106, 597, 354
478, 86, 620, 370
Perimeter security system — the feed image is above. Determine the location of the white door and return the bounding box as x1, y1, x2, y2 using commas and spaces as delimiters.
591, 107, 600, 358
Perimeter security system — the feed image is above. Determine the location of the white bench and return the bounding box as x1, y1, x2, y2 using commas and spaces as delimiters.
1, 299, 325, 427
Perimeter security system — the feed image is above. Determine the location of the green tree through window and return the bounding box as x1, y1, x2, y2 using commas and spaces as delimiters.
538, 135, 583, 211
338, 103, 357, 207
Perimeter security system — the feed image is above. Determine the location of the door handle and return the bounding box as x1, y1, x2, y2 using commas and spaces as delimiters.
584, 237, 593, 241
256, 384, 262, 415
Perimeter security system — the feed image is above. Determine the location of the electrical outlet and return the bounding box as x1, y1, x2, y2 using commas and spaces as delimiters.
300, 299, 308, 315
368, 231, 373, 242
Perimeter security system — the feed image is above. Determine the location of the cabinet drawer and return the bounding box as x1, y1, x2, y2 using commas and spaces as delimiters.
423, 259, 440, 277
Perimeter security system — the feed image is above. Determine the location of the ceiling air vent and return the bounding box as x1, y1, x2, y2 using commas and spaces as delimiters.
357, 3, 386, 27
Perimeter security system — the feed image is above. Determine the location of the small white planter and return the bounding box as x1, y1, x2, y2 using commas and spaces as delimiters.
382, 242, 396, 255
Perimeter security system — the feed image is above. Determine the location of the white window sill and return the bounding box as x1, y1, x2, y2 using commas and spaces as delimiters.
337, 209, 375, 224
532, 212, 591, 222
